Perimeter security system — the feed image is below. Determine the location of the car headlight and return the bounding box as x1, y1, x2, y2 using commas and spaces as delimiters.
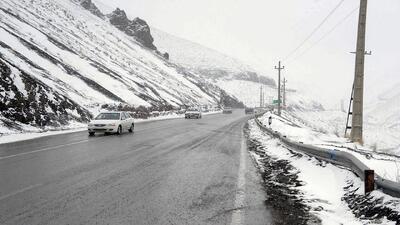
107, 123, 116, 126
88, 123, 93, 127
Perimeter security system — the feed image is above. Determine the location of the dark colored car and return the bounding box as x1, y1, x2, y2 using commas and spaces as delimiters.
245, 107, 254, 114
222, 107, 233, 114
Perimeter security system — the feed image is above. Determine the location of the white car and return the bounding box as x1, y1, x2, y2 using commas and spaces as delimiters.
185, 108, 202, 119
222, 107, 233, 114
88, 111, 134, 136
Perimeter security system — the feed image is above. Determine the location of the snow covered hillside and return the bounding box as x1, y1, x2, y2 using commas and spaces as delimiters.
152, 28, 251, 73
0, 0, 241, 133
364, 83, 400, 154
152, 28, 323, 111
152, 28, 275, 85
290, 82, 400, 156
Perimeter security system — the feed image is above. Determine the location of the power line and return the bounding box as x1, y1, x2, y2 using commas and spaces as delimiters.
283, 0, 345, 61
287, 6, 359, 65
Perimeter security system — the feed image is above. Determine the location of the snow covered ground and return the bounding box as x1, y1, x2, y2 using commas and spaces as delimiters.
258, 111, 400, 183
289, 82, 400, 156
364, 83, 400, 155
293, 109, 400, 156
0, 119, 86, 144
247, 119, 400, 224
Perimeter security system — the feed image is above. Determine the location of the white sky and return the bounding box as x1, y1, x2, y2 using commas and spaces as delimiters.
94, 0, 400, 108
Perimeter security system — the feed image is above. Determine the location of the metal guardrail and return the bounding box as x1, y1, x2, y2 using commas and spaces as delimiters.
254, 116, 400, 198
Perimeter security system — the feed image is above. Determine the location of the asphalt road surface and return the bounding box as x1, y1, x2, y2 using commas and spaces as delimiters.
0, 111, 273, 225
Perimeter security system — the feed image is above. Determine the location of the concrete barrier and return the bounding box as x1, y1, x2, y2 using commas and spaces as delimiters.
254, 117, 400, 198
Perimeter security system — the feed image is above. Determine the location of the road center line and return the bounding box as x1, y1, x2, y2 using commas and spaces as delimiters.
0, 183, 42, 201
0, 139, 89, 161
230, 131, 247, 225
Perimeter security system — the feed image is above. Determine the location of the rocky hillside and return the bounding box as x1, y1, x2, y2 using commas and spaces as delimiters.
0, 0, 242, 133
108, 7, 156, 50
0, 59, 91, 127
80, 0, 104, 18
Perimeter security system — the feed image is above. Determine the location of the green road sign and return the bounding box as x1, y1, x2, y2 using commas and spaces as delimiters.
272, 99, 281, 104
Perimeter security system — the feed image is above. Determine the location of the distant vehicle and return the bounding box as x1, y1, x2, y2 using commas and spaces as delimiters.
245, 107, 254, 114
150, 111, 160, 117
254, 107, 265, 115
185, 108, 202, 119
88, 111, 134, 136
222, 107, 233, 114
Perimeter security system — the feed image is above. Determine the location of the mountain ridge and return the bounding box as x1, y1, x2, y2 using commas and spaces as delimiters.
152, 27, 276, 86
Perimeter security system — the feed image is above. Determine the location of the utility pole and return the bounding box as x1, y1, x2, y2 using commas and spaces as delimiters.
262, 89, 265, 107
282, 78, 287, 108
350, 0, 368, 144
263, 90, 267, 108
345, 51, 371, 138
275, 61, 285, 116
259, 86, 263, 108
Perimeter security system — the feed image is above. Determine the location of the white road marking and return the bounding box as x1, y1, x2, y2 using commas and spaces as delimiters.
120, 145, 151, 156
230, 131, 247, 225
0, 183, 42, 201
0, 139, 89, 161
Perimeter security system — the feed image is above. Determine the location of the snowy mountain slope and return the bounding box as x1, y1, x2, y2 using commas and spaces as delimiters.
152, 28, 275, 86
152, 28, 324, 111
0, 0, 239, 132
152, 28, 250, 73
363, 83, 400, 154
366, 82, 400, 128
0, 59, 91, 127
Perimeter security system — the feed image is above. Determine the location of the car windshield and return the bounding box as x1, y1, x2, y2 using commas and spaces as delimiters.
95, 113, 120, 120
187, 108, 199, 112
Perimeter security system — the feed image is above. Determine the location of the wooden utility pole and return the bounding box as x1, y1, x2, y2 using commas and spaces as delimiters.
282, 78, 287, 108
275, 61, 284, 116
351, 0, 368, 143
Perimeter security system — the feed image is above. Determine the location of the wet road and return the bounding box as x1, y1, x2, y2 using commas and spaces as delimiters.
0, 111, 272, 225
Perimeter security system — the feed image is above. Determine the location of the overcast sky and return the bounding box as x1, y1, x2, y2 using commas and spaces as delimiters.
94, 0, 400, 108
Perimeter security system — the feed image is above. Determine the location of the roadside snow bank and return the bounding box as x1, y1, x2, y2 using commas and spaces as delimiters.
247, 120, 400, 224
259, 112, 400, 183
293, 110, 400, 156
0, 120, 87, 144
